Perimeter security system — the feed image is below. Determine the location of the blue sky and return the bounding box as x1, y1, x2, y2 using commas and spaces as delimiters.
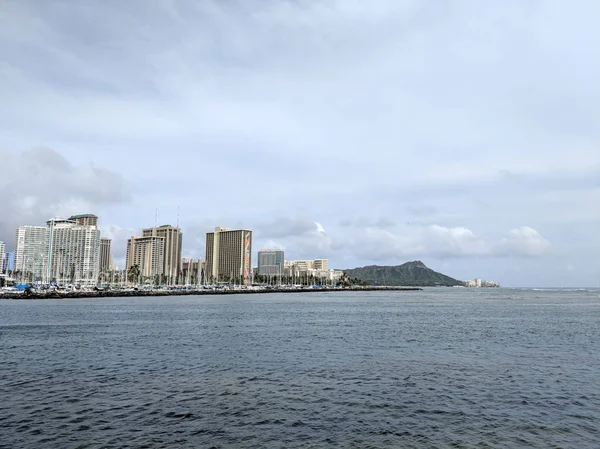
1, 0, 599, 287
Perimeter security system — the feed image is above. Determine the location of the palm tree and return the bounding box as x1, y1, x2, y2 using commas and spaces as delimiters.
127, 265, 141, 285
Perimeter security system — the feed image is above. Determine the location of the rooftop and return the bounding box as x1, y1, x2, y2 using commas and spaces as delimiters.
68, 214, 98, 219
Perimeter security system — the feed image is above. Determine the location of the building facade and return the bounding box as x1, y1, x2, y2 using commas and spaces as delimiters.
126, 236, 165, 280
205, 227, 252, 284
463, 278, 500, 288
46, 217, 101, 286
69, 214, 98, 227
284, 259, 332, 281
6, 252, 14, 272
99, 238, 112, 273
293, 260, 313, 271
0, 241, 5, 274
257, 249, 284, 276
142, 225, 182, 282
313, 259, 328, 270
14, 226, 48, 282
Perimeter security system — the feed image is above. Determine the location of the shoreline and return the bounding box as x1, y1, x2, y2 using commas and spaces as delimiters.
0, 286, 422, 300
0, 287, 423, 300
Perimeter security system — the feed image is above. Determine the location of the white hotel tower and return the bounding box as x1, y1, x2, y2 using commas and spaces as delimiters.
46, 216, 101, 286
14, 226, 48, 282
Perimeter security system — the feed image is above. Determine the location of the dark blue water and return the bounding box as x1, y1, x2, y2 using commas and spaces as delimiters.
1, 289, 599, 448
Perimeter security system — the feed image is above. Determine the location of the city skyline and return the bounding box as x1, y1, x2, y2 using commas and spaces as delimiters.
0, 2, 599, 287
2, 215, 334, 275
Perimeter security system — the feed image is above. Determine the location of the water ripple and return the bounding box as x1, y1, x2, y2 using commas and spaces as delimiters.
1, 290, 599, 448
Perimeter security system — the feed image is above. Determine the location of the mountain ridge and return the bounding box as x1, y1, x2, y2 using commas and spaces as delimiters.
344, 260, 462, 287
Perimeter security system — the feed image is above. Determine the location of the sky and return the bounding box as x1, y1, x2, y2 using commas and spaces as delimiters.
0, 0, 599, 287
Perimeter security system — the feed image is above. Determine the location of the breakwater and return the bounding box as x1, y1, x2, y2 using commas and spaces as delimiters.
1, 286, 421, 300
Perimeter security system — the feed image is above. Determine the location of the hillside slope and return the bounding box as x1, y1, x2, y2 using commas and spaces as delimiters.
344, 261, 461, 286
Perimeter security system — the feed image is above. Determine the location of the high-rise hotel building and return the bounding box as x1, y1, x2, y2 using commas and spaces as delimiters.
0, 240, 6, 274
46, 216, 101, 286
126, 235, 164, 279
205, 227, 252, 284
142, 225, 182, 281
14, 225, 49, 281
12, 214, 101, 285
99, 237, 112, 272
126, 225, 181, 283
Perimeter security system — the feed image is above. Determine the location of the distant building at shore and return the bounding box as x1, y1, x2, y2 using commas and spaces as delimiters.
14, 225, 48, 281
463, 278, 500, 287
0, 241, 5, 274
205, 227, 252, 284
286, 260, 313, 273
7, 251, 14, 272
125, 224, 182, 283
314, 259, 328, 270
258, 249, 284, 276
283, 259, 341, 282
285, 259, 329, 277
142, 225, 182, 282
99, 238, 112, 273
46, 217, 101, 287
126, 235, 165, 279
11, 215, 102, 285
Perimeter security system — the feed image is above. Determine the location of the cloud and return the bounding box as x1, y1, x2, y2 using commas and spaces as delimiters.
340, 217, 396, 229
3, 1, 599, 179
406, 205, 438, 217
0, 1, 598, 286
495, 226, 552, 257
260, 217, 320, 239
348, 224, 552, 262
0, 148, 130, 251
252, 218, 552, 265
254, 217, 343, 260
178, 221, 216, 260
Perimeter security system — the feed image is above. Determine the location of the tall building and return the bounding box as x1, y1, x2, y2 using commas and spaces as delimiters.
99, 238, 112, 273
290, 260, 313, 272
0, 241, 5, 274
46, 217, 101, 286
142, 225, 182, 282
126, 236, 165, 279
14, 226, 48, 282
7, 252, 14, 272
313, 259, 328, 270
285, 259, 330, 279
69, 214, 98, 227
205, 227, 252, 284
258, 249, 284, 276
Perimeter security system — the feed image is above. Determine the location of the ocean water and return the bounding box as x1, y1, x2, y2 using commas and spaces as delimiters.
1, 289, 599, 448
